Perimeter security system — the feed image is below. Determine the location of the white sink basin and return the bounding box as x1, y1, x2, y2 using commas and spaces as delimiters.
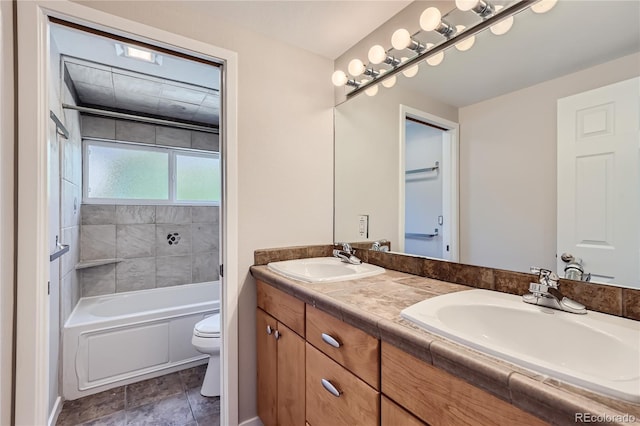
267, 257, 385, 283
401, 289, 640, 402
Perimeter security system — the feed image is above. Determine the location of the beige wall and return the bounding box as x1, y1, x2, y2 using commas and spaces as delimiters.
459, 53, 640, 273
0, 0, 14, 424
335, 82, 457, 247
72, 1, 335, 422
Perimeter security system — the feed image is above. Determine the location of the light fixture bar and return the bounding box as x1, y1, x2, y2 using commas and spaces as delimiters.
346, 0, 536, 99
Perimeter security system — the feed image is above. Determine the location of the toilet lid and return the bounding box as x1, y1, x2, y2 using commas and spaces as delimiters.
195, 313, 220, 337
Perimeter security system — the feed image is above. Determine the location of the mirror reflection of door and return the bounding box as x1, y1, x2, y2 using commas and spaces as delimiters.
404, 118, 447, 259
557, 77, 640, 286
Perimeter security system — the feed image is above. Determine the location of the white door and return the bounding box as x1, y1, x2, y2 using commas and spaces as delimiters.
557, 77, 640, 287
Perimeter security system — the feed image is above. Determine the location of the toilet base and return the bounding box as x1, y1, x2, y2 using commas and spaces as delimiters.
201, 354, 220, 397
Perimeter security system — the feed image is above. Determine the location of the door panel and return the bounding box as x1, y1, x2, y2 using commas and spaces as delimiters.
256, 309, 277, 426
557, 77, 640, 286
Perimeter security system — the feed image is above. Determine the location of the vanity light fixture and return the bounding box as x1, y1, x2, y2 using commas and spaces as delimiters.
333, 0, 543, 95
391, 28, 426, 52
401, 57, 419, 78
331, 70, 359, 88
490, 5, 514, 35
382, 74, 397, 88
455, 0, 495, 18
420, 7, 456, 38
454, 26, 476, 51
425, 43, 445, 66
368, 45, 402, 67
348, 58, 380, 78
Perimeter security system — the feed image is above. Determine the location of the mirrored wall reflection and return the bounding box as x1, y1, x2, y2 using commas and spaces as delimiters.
334, 1, 640, 288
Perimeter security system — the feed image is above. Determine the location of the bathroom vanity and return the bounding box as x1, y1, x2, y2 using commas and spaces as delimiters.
251, 249, 640, 426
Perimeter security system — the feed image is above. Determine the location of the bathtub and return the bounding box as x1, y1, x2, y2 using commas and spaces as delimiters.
63, 281, 219, 400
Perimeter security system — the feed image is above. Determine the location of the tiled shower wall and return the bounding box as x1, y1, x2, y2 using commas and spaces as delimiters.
80, 114, 219, 151
78, 114, 220, 296
79, 205, 219, 296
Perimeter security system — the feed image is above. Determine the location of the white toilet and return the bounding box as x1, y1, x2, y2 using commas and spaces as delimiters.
192, 313, 221, 397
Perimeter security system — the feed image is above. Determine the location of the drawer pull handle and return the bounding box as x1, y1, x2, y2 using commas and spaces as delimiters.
274, 330, 281, 340
321, 379, 342, 397
266, 325, 273, 335
321, 333, 341, 348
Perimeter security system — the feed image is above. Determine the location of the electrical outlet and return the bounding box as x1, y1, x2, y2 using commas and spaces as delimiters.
358, 215, 369, 238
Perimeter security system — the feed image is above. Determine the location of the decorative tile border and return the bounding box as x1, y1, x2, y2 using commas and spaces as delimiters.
253, 244, 640, 321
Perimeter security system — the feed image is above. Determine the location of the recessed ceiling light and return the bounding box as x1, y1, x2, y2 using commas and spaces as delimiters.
115, 43, 162, 65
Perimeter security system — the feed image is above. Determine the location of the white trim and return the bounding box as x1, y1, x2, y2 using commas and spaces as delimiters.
16, 2, 239, 425
398, 105, 459, 261
0, 1, 15, 425
47, 396, 63, 426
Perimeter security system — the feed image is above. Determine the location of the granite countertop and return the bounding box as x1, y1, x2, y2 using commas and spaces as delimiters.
250, 265, 640, 426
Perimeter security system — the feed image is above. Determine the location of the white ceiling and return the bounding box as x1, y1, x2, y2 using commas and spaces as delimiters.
177, 0, 412, 60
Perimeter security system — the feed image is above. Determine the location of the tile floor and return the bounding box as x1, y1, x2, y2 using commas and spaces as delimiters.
56, 365, 220, 426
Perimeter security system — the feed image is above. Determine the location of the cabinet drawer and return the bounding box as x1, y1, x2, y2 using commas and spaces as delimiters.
257, 280, 305, 336
306, 343, 379, 426
306, 305, 379, 389
381, 342, 546, 426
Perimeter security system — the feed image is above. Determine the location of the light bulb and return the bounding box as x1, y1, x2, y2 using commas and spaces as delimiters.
531, 0, 557, 14
419, 7, 442, 31
348, 59, 365, 77
368, 45, 387, 65
455, 0, 480, 12
425, 43, 444, 66
365, 83, 379, 97
401, 57, 419, 78
391, 28, 411, 50
454, 26, 475, 51
331, 70, 348, 87
490, 6, 514, 35
382, 75, 397, 88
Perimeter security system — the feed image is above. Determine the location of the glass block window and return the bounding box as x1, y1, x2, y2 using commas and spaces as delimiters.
84, 139, 220, 205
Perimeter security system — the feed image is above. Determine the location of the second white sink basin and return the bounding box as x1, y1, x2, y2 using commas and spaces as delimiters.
267, 257, 385, 283
401, 289, 640, 402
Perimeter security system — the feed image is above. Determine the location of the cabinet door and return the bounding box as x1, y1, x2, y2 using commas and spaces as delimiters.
306, 343, 379, 426
257, 309, 277, 426
381, 396, 426, 426
276, 321, 306, 426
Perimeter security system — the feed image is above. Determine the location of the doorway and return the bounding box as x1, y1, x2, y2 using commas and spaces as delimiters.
15, 3, 238, 425
399, 105, 459, 261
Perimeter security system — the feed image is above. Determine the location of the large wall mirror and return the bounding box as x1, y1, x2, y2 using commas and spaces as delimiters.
334, 0, 640, 288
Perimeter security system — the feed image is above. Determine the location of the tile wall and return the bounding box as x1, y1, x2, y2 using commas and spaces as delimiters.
80, 205, 219, 296
78, 114, 220, 297
80, 115, 219, 151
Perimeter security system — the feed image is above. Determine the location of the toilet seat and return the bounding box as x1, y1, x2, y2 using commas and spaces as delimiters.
194, 313, 220, 338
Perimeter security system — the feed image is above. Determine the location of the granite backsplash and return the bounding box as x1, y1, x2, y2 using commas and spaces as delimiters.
253, 244, 640, 321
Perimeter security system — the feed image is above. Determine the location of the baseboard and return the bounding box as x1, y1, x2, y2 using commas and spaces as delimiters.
47, 396, 63, 426
238, 416, 262, 426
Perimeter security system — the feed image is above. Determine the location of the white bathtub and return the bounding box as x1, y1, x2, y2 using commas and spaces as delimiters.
63, 281, 219, 400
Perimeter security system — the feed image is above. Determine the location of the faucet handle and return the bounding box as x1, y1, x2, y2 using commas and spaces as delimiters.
530, 267, 559, 288
334, 242, 353, 253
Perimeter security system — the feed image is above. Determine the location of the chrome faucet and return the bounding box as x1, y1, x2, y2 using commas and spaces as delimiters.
522, 267, 586, 314
333, 243, 362, 265
370, 240, 389, 252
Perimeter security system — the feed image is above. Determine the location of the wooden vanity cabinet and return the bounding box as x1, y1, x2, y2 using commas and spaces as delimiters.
256, 278, 546, 426
305, 306, 380, 426
381, 342, 546, 426
256, 281, 305, 426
